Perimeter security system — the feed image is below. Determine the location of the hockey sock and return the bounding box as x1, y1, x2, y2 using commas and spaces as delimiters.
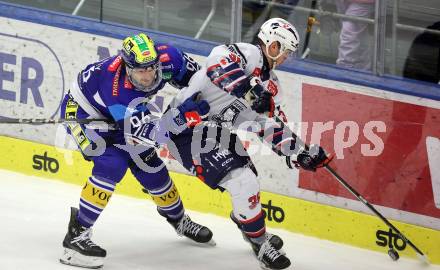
147, 177, 184, 221
77, 176, 115, 227
234, 211, 266, 239
236, 210, 266, 239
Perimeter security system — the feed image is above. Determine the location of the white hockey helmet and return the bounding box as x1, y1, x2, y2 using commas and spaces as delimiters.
257, 18, 300, 60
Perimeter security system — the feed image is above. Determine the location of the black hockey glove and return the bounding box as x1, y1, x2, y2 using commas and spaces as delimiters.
251, 91, 275, 116
288, 144, 333, 171
244, 77, 275, 117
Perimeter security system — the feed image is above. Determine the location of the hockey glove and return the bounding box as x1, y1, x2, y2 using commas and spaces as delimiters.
123, 92, 209, 147
251, 91, 275, 117
291, 144, 333, 171
176, 92, 210, 128
244, 77, 275, 117
244, 77, 264, 103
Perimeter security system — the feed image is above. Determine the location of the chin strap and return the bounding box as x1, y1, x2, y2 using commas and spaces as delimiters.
265, 45, 285, 69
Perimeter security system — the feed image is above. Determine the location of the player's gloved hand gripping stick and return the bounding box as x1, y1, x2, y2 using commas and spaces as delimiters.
275, 116, 429, 263
245, 77, 275, 117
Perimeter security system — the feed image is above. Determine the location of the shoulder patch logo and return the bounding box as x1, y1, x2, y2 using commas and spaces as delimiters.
219, 57, 229, 68
266, 80, 278, 96
159, 53, 170, 63
162, 72, 172, 80
252, 68, 262, 77
229, 53, 241, 63
108, 56, 122, 72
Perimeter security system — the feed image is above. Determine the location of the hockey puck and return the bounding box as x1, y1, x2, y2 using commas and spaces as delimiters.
388, 248, 399, 261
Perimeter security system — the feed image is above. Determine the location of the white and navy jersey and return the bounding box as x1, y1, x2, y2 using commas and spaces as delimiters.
171, 43, 299, 157
205, 43, 277, 98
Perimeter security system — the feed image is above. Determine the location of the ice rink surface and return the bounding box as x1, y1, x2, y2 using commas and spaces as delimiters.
0, 169, 438, 270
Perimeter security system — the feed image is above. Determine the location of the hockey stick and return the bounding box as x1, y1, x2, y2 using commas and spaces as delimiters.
324, 164, 430, 264
272, 115, 429, 262
0, 118, 112, 125
3, 114, 428, 262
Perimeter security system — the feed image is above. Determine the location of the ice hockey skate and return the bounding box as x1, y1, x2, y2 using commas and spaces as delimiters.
252, 238, 291, 270
230, 212, 284, 250
165, 213, 216, 246
60, 207, 106, 269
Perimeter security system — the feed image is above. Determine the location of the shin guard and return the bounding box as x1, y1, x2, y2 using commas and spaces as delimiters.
220, 167, 266, 238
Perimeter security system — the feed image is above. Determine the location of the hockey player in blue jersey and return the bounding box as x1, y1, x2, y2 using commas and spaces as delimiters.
59, 33, 212, 269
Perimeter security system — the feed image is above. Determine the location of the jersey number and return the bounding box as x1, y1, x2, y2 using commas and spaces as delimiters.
183, 54, 200, 72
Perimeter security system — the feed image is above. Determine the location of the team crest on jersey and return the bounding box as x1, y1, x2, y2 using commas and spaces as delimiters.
212, 99, 247, 125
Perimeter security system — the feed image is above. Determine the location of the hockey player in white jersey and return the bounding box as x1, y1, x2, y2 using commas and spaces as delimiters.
167, 18, 333, 270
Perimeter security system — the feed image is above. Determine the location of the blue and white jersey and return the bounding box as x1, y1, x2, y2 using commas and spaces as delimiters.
69, 43, 200, 126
